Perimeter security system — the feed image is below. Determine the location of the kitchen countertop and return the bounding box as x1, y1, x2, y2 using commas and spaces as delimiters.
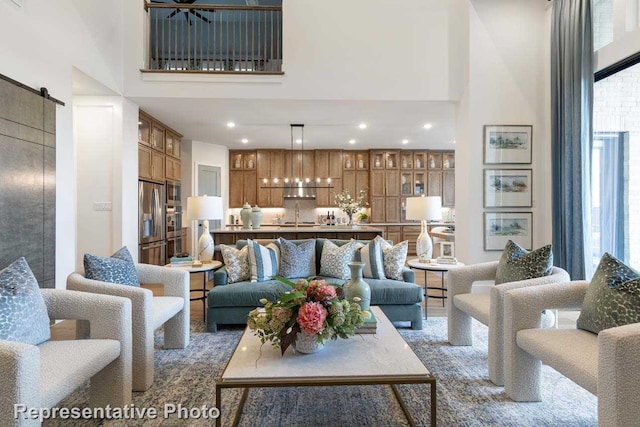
212, 225, 384, 233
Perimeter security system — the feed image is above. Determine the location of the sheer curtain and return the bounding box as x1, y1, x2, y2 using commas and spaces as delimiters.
551, 0, 594, 279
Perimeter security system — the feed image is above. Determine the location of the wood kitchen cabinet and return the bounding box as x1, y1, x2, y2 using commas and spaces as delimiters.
151, 122, 165, 152
315, 150, 342, 207
229, 151, 257, 207
139, 144, 165, 182
426, 150, 455, 207
138, 112, 151, 147
166, 156, 181, 181
165, 130, 181, 159
369, 150, 400, 222
257, 150, 285, 207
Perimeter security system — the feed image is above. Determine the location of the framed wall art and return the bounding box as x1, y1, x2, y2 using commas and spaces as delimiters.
483, 125, 532, 164
484, 169, 533, 208
484, 212, 533, 251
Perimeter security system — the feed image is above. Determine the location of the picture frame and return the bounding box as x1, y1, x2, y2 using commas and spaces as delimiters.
484, 212, 533, 251
484, 169, 533, 208
440, 242, 455, 259
483, 125, 532, 164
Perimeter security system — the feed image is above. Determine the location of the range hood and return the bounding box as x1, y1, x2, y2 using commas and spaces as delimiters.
283, 182, 318, 199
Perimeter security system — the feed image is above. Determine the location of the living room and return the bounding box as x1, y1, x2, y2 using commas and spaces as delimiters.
1, 0, 638, 425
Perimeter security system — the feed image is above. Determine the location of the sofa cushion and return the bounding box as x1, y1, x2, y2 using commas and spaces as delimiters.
247, 239, 280, 282
84, 246, 139, 287
356, 238, 386, 279
577, 252, 640, 334
319, 239, 358, 280
209, 281, 292, 308
379, 239, 409, 280
278, 238, 315, 279
366, 278, 423, 305
495, 240, 553, 285
220, 245, 251, 284
0, 257, 51, 345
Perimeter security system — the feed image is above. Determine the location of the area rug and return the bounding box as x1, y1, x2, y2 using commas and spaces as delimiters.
47, 319, 597, 426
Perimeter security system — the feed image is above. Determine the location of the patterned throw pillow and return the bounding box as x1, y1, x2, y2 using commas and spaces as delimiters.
278, 238, 316, 279
356, 238, 386, 279
247, 239, 280, 282
319, 239, 358, 280
0, 257, 50, 345
378, 237, 409, 280
220, 244, 251, 283
494, 240, 553, 285
84, 246, 139, 287
577, 253, 640, 334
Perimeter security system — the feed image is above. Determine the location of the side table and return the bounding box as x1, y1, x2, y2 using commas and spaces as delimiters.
407, 259, 465, 318
165, 261, 223, 323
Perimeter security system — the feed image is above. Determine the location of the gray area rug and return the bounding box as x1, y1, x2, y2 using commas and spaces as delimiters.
47, 319, 597, 426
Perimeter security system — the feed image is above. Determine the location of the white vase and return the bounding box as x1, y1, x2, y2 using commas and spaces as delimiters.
240, 203, 252, 229
344, 262, 371, 312
293, 331, 323, 354
251, 205, 263, 229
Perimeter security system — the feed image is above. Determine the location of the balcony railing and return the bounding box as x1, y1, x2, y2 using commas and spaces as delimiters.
143, 2, 283, 74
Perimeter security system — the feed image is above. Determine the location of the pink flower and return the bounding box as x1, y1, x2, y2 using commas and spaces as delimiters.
297, 302, 327, 335
315, 285, 337, 302
306, 279, 326, 299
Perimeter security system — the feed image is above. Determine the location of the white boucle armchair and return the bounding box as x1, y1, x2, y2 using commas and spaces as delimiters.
504, 282, 640, 427
0, 290, 132, 427
67, 263, 189, 391
447, 261, 570, 385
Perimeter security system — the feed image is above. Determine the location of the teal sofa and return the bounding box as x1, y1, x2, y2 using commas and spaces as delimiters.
207, 238, 423, 332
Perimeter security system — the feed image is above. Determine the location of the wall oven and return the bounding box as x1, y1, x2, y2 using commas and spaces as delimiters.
166, 205, 183, 239
166, 179, 181, 206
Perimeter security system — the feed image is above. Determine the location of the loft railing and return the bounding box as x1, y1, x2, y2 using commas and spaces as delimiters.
143, 2, 283, 74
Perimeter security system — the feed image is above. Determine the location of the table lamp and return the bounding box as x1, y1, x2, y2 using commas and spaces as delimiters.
186, 195, 223, 262
406, 195, 442, 262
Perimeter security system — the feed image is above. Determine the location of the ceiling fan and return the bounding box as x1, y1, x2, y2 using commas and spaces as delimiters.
151, 0, 211, 25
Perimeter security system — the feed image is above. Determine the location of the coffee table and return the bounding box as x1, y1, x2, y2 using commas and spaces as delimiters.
215, 306, 436, 426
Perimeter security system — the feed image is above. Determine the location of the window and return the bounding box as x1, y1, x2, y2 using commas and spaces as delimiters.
592, 60, 640, 269
593, 0, 614, 50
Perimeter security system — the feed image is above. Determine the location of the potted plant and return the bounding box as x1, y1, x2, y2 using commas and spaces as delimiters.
356, 212, 369, 224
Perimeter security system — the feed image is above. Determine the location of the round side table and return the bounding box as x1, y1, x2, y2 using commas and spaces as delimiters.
407, 259, 465, 319
165, 261, 223, 323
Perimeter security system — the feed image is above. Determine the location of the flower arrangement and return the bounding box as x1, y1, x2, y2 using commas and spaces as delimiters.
247, 277, 370, 355
333, 189, 368, 221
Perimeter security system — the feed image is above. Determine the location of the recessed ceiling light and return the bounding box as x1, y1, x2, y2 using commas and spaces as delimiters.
402, 139, 409, 145
138, 121, 143, 125
296, 138, 302, 144
423, 123, 433, 129
241, 138, 249, 144
452, 140, 456, 144
226, 121, 236, 128
358, 123, 367, 129
349, 139, 356, 144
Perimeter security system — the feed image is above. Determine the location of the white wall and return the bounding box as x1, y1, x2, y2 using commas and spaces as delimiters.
122, 0, 459, 102
0, 0, 125, 288
455, 0, 552, 264
182, 140, 229, 255
73, 96, 139, 269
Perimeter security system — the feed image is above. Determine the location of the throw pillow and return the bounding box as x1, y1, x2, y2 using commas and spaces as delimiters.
378, 236, 409, 280
0, 257, 50, 345
84, 246, 139, 287
319, 239, 358, 280
247, 239, 280, 282
356, 239, 386, 279
220, 244, 251, 283
278, 238, 316, 279
494, 240, 553, 285
577, 252, 640, 334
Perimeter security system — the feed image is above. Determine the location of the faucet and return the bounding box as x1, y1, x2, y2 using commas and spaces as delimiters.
294, 201, 300, 228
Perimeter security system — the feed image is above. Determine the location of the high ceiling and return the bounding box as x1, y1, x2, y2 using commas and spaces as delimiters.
130, 97, 457, 150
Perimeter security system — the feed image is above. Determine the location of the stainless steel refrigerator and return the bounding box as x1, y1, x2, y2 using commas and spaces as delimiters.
139, 181, 165, 265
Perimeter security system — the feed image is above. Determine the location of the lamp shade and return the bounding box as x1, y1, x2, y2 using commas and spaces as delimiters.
186, 196, 223, 221
405, 196, 442, 222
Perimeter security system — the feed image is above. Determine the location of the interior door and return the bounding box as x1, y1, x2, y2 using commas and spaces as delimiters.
196, 164, 222, 244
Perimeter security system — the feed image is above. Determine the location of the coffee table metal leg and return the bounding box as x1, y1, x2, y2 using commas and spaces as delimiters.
431, 380, 437, 427
424, 270, 428, 319
215, 384, 221, 427
391, 384, 417, 427
231, 388, 249, 427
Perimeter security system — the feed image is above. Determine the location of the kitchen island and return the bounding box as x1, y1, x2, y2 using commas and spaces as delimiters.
212, 225, 383, 242
211, 225, 383, 261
